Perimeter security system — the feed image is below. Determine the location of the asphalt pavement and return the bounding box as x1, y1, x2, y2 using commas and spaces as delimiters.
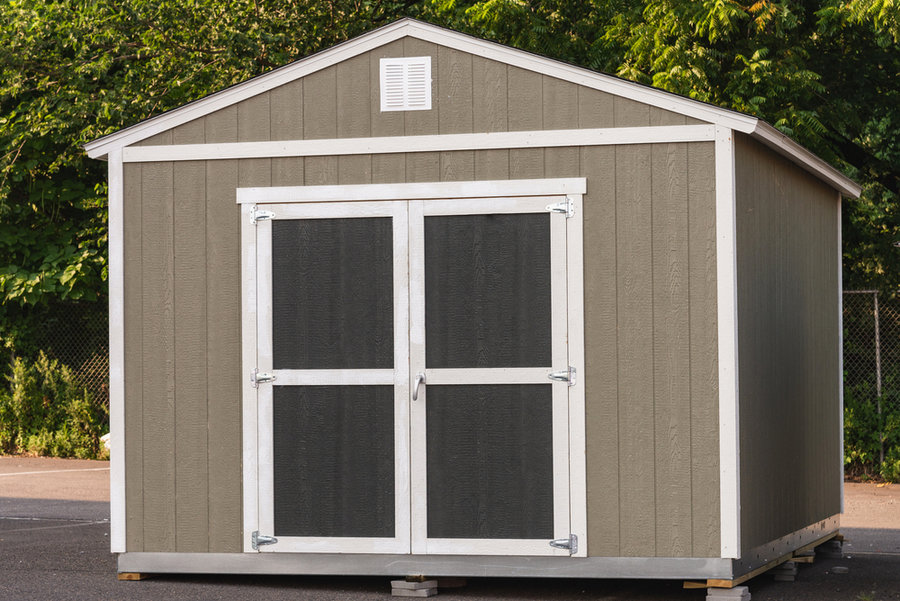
1, 457, 898, 601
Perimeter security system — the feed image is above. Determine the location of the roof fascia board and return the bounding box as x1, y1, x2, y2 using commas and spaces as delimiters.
85, 20, 414, 159
750, 122, 861, 198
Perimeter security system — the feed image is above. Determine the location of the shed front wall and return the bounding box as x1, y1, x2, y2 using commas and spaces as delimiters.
121, 45, 720, 560
734, 134, 842, 554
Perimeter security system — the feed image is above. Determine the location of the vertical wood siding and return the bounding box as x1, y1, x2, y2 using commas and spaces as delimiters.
734, 134, 841, 553
121, 43, 719, 556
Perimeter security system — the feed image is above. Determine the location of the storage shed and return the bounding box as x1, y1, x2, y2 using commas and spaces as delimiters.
85, 18, 861, 585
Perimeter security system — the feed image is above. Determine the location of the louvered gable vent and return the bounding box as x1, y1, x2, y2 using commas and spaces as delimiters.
380, 57, 432, 112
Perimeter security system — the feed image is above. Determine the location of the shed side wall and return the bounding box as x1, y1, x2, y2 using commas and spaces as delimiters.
734, 133, 842, 554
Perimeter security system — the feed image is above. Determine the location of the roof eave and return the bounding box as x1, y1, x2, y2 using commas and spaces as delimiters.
749, 121, 861, 198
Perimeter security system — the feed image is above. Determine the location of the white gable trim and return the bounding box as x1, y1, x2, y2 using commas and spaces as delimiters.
85, 18, 859, 198
122, 124, 717, 163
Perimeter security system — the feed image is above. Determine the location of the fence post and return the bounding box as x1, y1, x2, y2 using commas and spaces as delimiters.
874, 291, 884, 465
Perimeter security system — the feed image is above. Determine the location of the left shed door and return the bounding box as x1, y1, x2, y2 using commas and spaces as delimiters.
253, 201, 410, 553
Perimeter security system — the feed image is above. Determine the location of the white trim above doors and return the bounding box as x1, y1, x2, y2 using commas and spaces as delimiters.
240, 178, 587, 557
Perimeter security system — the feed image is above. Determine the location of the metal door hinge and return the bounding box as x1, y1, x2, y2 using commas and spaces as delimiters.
250, 368, 276, 388
252, 531, 278, 550
549, 534, 578, 555
548, 366, 576, 387
545, 197, 575, 218
250, 205, 276, 224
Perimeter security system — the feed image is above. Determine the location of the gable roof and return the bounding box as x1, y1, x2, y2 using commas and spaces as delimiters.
84, 18, 860, 197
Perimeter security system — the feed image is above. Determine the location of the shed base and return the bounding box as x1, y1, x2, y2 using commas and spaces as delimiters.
117, 517, 839, 581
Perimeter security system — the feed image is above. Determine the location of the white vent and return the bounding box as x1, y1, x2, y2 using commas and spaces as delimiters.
380, 57, 432, 112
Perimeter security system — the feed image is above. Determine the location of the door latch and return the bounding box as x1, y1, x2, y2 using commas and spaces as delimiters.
250, 368, 276, 388
549, 534, 578, 555
252, 531, 278, 550
548, 366, 576, 387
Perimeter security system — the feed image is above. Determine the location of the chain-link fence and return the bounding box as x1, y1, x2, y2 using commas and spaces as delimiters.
843, 290, 900, 469
20, 303, 109, 408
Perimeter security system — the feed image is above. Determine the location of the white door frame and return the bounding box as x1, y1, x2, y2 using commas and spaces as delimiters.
239, 178, 587, 557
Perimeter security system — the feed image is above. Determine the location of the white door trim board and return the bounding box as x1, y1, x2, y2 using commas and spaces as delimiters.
237, 178, 586, 204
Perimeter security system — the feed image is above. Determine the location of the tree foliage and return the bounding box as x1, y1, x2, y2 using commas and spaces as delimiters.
421, 0, 900, 294
1, 0, 898, 342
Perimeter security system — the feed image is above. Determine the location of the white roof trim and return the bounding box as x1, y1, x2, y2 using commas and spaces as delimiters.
750, 122, 861, 197
84, 18, 859, 198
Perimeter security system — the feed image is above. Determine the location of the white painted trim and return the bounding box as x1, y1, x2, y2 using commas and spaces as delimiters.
422, 538, 572, 557
408, 199, 427, 556
255, 218, 276, 546
237, 178, 587, 204
423, 195, 559, 216
240, 203, 260, 553
122, 125, 717, 163
85, 19, 754, 160
750, 122, 861, 198
424, 368, 551, 385
261, 537, 410, 554
392, 201, 413, 555
715, 125, 741, 558
838, 192, 845, 514
107, 148, 126, 554
271, 369, 395, 386
565, 193, 588, 558
550, 206, 572, 556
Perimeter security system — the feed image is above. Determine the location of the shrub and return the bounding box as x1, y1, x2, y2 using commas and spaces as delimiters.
0, 351, 108, 459
844, 377, 900, 482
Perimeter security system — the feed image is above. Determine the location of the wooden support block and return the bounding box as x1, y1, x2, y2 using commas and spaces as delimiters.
117, 572, 152, 581
392, 580, 438, 590
392, 588, 437, 597
706, 585, 750, 601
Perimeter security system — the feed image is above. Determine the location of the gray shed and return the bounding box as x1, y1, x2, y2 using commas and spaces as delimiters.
85, 18, 860, 586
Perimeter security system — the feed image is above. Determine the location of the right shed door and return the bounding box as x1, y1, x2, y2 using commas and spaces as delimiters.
409, 197, 573, 556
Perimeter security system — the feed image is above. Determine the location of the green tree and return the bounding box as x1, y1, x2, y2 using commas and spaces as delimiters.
421, 0, 900, 295
0, 0, 418, 349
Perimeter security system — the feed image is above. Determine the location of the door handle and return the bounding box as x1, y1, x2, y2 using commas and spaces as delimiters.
412, 373, 426, 401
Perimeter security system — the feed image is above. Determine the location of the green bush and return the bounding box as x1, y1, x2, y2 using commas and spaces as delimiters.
844, 377, 900, 482
0, 351, 108, 459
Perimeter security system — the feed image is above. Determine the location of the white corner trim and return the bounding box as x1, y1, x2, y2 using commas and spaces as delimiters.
236, 178, 587, 204
121, 125, 717, 163
837, 193, 845, 514
750, 122, 861, 198
107, 148, 126, 553
715, 125, 741, 558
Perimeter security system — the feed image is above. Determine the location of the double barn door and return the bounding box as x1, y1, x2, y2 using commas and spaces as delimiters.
242, 181, 585, 557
